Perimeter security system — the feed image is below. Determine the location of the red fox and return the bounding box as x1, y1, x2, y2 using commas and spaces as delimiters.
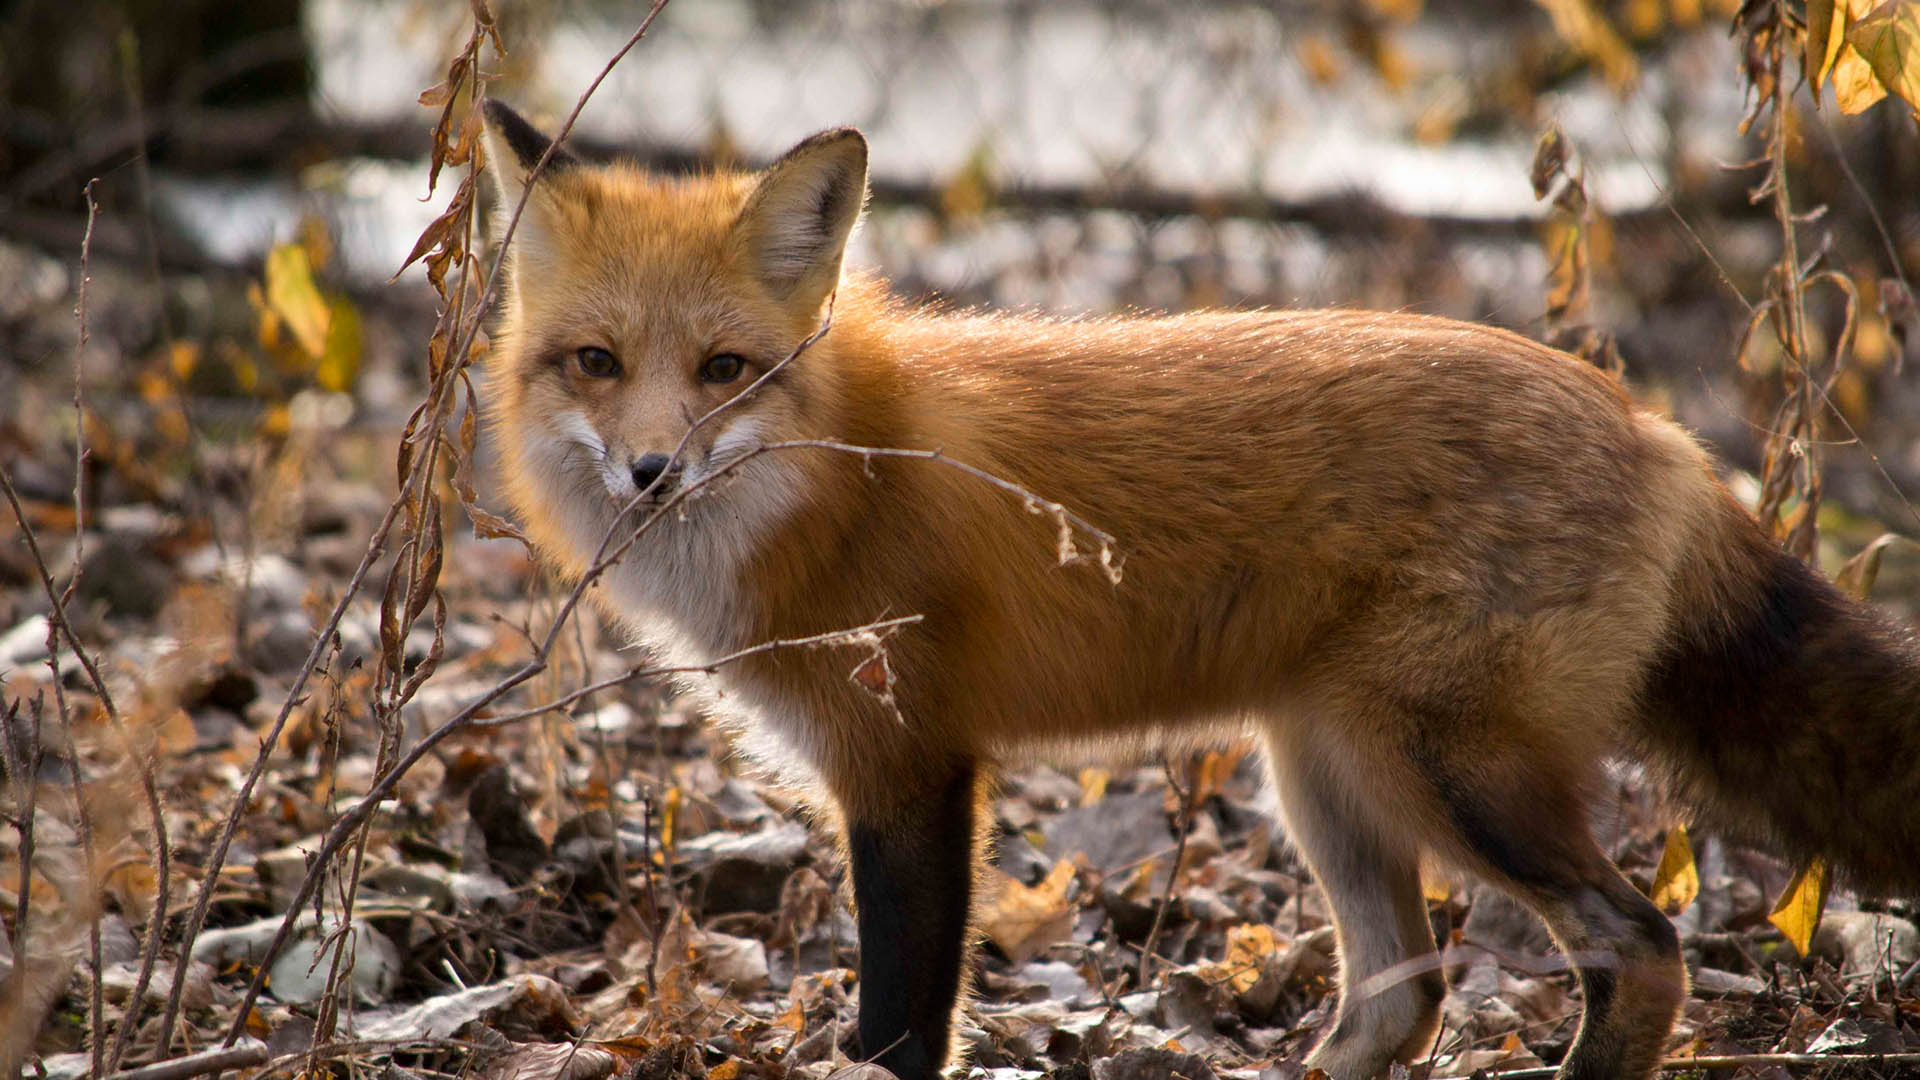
478, 101, 1920, 1080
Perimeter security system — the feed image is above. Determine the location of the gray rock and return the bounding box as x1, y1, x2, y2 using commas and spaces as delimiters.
1043, 791, 1174, 873
1092, 1047, 1219, 1080
1813, 910, 1919, 977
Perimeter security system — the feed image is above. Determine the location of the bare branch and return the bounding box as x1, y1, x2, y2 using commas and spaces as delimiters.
103, 1043, 270, 1080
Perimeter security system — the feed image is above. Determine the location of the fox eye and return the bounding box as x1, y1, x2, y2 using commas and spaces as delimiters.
575, 347, 620, 378
700, 353, 746, 384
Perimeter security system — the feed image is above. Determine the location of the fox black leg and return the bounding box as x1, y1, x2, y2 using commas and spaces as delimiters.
844, 758, 979, 1080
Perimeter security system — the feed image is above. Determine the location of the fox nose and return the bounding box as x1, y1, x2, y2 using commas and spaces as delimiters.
631, 452, 676, 494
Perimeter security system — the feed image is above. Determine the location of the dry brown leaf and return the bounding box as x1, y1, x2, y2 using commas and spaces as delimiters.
1835, 533, 1916, 599
982, 860, 1076, 966
1847, 0, 1920, 114
1207, 923, 1279, 994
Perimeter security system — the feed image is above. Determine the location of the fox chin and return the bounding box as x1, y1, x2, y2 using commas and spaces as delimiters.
480, 99, 1920, 1080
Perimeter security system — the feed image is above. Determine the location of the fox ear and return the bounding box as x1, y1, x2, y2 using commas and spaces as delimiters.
480, 100, 576, 251
735, 128, 867, 309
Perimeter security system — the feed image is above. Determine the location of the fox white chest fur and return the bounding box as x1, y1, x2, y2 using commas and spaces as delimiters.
506, 394, 823, 769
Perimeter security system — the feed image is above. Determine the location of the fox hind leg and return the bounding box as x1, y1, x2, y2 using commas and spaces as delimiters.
1264, 725, 1446, 1080
1416, 751, 1684, 1080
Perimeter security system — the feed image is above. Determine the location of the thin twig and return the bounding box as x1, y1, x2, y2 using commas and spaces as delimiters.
485, 615, 925, 726
1490, 1050, 1920, 1078
66, 178, 98, 605
1138, 755, 1197, 987
102, 1043, 270, 1080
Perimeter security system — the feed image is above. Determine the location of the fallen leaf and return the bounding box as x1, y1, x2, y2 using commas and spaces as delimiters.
1769, 857, 1831, 956
1078, 767, 1110, 806
1650, 824, 1699, 914
983, 860, 1077, 966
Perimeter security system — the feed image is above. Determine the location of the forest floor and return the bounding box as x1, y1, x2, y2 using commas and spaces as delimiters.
6, 236, 1920, 1080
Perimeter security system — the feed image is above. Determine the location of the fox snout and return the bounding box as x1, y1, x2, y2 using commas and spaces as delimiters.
630, 452, 682, 498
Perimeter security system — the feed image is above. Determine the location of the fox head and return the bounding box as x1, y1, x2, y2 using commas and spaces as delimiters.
479, 101, 867, 584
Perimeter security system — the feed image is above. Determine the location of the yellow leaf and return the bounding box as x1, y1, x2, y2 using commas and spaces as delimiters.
1835, 46, 1892, 113
1768, 856, 1831, 955
661, 785, 682, 852
1834, 533, 1917, 599
1218, 923, 1279, 993
259, 403, 293, 440
1078, 767, 1110, 806
1846, 0, 1920, 114
299, 214, 333, 273
167, 340, 199, 381
265, 243, 331, 359
1193, 744, 1251, 803
982, 861, 1076, 966
1298, 34, 1345, 86
1624, 0, 1663, 38
1807, 0, 1848, 93
1366, 0, 1423, 22
1533, 0, 1640, 89
318, 295, 362, 393
1650, 824, 1699, 914
939, 142, 994, 223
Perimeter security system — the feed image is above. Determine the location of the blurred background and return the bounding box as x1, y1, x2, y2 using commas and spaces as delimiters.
4, 1, 1918, 527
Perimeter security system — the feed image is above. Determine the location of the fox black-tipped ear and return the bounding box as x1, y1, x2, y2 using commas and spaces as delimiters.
735, 128, 868, 310
481, 100, 576, 199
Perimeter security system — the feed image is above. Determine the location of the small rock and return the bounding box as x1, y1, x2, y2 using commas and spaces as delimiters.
0, 615, 51, 673
1092, 1048, 1218, 1080
193, 914, 310, 967
467, 764, 549, 883
1044, 791, 1174, 872
680, 819, 811, 913
710, 777, 773, 825
74, 532, 174, 619
1015, 960, 1093, 1005
1805, 1017, 1871, 1054
1813, 910, 1918, 977
701, 931, 770, 992
1689, 966, 1765, 996
0, 239, 67, 320
37, 1053, 91, 1080
250, 609, 316, 673
267, 919, 400, 1004
355, 975, 577, 1042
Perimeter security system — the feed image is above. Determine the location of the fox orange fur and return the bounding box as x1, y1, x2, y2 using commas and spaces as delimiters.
479, 101, 1920, 1080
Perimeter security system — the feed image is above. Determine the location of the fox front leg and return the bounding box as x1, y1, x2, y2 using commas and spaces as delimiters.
841, 758, 981, 1080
